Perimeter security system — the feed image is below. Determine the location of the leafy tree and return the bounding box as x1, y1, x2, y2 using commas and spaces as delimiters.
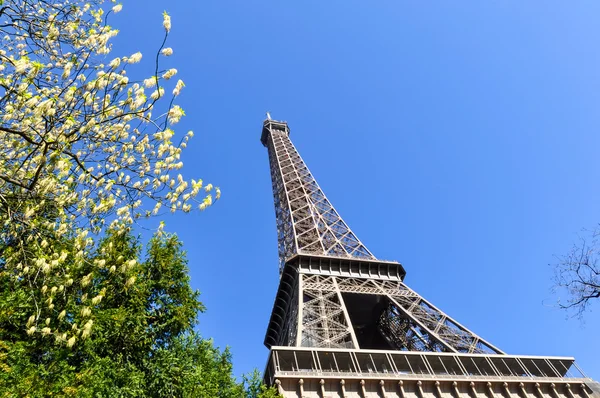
0, 0, 219, 344
553, 226, 600, 317
0, 230, 279, 397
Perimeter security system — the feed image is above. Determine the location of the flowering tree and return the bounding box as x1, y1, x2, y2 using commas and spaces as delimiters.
0, 0, 219, 346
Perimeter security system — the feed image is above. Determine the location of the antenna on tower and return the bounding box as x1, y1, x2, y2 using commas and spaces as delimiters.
266, 111, 272, 120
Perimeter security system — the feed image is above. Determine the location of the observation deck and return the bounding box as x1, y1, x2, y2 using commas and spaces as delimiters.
265, 346, 599, 397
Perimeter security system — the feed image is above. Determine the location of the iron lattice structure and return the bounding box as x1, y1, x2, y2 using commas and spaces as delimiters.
262, 119, 374, 274
260, 118, 599, 398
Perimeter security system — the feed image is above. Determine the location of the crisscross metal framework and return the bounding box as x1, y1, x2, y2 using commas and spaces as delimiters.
266, 270, 502, 355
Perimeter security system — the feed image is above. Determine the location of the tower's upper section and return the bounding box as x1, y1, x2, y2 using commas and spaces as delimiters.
261, 118, 289, 147
262, 117, 392, 274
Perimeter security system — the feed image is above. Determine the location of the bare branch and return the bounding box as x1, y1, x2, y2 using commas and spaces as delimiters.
553, 226, 600, 317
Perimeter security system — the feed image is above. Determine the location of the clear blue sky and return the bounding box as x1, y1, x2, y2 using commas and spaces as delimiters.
112, 1, 600, 379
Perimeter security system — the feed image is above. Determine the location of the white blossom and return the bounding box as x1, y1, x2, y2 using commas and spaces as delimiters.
168, 105, 185, 124
144, 77, 156, 88
173, 79, 185, 96
14, 57, 30, 73
162, 68, 177, 80
109, 57, 121, 68
163, 12, 171, 32
150, 87, 165, 100
128, 52, 142, 64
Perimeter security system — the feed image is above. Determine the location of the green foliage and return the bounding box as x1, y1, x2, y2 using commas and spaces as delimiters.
0, 230, 278, 397
243, 370, 282, 398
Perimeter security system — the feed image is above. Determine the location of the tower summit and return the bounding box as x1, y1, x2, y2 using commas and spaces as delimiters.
260, 117, 598, 397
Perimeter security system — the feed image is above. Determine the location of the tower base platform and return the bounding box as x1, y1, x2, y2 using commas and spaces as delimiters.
264, 347, 599, 398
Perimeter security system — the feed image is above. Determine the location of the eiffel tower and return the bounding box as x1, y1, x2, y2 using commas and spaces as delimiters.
260, 117, 599, 398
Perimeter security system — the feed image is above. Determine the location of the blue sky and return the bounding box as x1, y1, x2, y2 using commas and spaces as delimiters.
112, 1, 600, 379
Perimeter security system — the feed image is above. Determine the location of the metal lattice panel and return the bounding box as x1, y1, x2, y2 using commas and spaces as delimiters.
263, 120, 375, 272
295, 274, 502, 355
300, 274, 356, 349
